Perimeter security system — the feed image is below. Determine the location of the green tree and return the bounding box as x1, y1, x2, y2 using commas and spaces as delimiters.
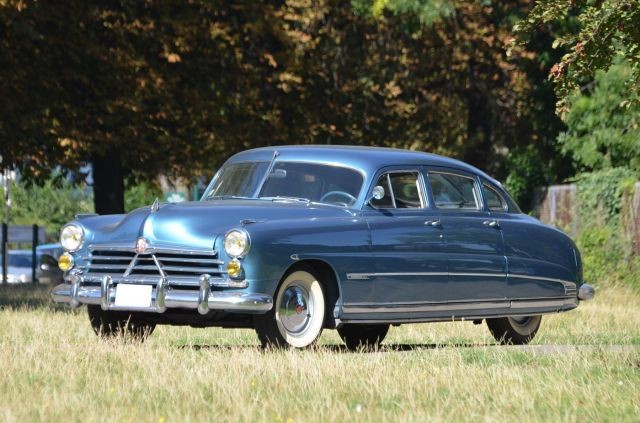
514, 0, 640, 115
558, 62, 640, 172
0, 179, 93, 239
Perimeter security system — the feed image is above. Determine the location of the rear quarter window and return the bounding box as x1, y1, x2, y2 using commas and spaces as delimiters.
482, 183, 508, 212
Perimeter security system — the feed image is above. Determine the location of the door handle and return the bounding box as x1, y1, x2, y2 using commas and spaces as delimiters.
424, 219, 442, 228
483, 219, 500, 229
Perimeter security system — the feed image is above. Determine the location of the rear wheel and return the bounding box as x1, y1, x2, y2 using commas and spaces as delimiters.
254, 268, 325, 349
486, 315, 542, 345
87, 305, 155, 341
338, 324, 390, 351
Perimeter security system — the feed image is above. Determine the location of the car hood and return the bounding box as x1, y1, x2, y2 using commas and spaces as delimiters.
80, 200, 356, 251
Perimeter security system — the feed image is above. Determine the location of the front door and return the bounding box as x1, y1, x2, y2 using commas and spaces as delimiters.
363, 169, 447, 304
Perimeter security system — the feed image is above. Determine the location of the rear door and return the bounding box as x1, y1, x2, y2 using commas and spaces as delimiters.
362, 168, 447, 304
426, 169, 507, 302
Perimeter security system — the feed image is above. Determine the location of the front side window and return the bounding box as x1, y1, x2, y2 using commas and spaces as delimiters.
428, 172, 480, 210
370, 171, 424, 209
483, 183, 508, 211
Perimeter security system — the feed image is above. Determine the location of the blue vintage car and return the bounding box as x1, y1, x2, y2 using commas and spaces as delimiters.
52, 146, 594, 349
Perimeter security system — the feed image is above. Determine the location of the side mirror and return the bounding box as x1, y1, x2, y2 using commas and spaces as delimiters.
367, 185, 385, 205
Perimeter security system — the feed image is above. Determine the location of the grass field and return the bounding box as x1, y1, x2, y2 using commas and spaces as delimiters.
1, 284, 638, 422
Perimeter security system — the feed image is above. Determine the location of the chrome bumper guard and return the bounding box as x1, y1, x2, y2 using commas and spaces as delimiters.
578, 283, 595, 301
51, 273, 273, 315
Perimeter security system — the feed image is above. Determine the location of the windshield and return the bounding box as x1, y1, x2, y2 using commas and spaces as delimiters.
204, 161, 363, 207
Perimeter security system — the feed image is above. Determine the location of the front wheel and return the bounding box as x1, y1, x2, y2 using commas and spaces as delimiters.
486, 315, 542, 345
87, 305, 155, 341
338, 324, 390, 351
254, 268, 326, 349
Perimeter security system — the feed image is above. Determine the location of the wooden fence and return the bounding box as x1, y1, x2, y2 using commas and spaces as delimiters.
533, 182, 640, 254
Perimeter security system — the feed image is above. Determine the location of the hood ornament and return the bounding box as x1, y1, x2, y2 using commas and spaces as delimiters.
135, 237, 149, 254
151, 198, 160, 213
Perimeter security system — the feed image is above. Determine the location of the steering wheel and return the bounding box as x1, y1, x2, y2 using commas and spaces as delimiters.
320, 191, 357, 205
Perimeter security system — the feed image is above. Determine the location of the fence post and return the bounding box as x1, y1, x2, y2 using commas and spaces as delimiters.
32, 224, 38, 285
1, 223, 6, 285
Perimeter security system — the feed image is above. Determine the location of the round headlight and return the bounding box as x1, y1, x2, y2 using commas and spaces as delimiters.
224, 229, 250, 258
60, 224, 84, 252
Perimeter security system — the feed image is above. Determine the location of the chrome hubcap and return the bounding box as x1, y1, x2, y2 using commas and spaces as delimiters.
279, 284, 312, 334
510, 316, 531, 325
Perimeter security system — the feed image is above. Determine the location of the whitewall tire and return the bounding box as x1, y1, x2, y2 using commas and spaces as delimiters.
254, 268, 325, 348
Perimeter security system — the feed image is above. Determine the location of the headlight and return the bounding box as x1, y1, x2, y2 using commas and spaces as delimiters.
60, 224, 84, 252
224, 229, 250, 258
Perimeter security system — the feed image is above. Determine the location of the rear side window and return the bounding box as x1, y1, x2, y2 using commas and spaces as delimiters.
428, 172, 480, 210
370, 171, 424, 209
483, 183, 508, 211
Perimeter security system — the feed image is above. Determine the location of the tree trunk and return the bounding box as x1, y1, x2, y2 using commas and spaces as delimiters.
92, 149, 125, 215
464, 90, 492, 172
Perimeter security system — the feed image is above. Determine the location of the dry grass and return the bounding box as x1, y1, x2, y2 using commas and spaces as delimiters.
0, 285, 638, 422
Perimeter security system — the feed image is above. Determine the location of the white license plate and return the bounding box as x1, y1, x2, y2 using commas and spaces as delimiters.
114, 284, 152, 308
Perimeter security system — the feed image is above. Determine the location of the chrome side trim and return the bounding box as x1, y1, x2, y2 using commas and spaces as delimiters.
508, 273, 575, 287
342, 296, 574, 315
347, 272, 448, 280
450, 272, 506, 278
345, 271, 576, 289
343, 300, 510, 314
347, 272, 504, 280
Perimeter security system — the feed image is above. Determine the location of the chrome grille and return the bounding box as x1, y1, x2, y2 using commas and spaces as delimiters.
85, 249, 224, 279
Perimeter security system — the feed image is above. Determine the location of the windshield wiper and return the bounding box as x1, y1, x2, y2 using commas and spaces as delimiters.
208, 195, 253, 200
260, 196, 310, 204
253, 150, 280, 197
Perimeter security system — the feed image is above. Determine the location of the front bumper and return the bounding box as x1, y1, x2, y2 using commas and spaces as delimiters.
51, 273, 273, 315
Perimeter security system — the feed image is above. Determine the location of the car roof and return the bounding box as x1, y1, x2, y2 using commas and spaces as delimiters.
228, 145, 498, 183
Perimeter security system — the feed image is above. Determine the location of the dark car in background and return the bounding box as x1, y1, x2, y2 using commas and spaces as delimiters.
0, 247, 63, 284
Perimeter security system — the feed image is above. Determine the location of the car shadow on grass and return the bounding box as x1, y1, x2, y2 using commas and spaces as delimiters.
177, 342, 493, 353
0, 284, 66, 311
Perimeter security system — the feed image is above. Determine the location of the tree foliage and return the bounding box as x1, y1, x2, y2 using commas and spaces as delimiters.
558, 62, 640, 173
0, 0, 571, 213
514, 0, 640, 116
0, 179, 93, 239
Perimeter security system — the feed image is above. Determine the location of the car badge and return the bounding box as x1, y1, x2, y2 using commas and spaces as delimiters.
135, 237, 148, 254
151, 198, 160, 213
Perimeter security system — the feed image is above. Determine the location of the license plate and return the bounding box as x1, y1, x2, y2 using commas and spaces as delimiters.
114, 284, 152, 308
